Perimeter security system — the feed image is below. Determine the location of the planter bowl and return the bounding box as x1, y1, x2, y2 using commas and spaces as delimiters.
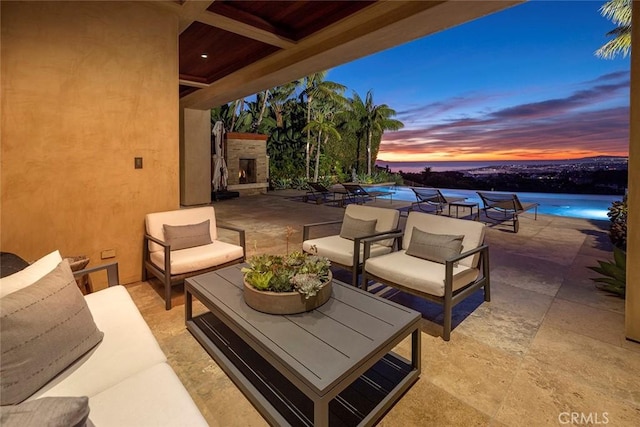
243, 271, 333, 315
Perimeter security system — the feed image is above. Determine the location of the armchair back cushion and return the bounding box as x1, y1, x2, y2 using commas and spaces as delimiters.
163, 220, 212, 250
340, 214, 377, 240
405, 229, 464, 264
404, 212, 485, 268
344, 205, 399, 247
146, 207, 218, 253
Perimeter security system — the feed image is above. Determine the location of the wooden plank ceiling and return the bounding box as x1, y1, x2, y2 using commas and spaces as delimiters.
165, 0, 523, 109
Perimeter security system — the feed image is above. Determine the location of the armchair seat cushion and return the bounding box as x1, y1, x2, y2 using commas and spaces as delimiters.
150, 241, 244, 276
303, 236, 392, 267
365, 251, 480, 297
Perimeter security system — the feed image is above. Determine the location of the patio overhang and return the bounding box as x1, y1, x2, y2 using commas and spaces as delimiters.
161, 0, 523, 110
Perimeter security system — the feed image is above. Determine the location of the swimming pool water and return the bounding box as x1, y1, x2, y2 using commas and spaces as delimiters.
369, 186, 623, 220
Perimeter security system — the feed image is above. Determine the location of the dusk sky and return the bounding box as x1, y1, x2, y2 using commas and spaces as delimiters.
328, 0, 630, 165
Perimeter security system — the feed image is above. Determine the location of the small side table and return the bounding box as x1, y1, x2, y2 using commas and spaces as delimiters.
448, 201, 480, 220
65, 256, 93, 295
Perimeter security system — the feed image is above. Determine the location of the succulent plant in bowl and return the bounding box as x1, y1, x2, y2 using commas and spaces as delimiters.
241, 251, 331, 299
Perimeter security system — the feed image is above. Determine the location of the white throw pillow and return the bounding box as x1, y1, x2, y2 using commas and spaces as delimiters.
0, 250, 62, 297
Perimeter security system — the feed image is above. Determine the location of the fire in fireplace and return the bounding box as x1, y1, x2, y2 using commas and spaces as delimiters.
239, 159, 257, 184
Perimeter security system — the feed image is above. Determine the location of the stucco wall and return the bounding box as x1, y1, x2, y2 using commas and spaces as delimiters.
1, 1, 179, 287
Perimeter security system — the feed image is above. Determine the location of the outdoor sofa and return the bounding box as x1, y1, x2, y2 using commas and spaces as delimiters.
0, 250, 207, 426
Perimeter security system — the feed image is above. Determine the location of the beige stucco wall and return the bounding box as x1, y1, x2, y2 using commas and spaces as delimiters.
626, 4, 639, 341
1, 1, 179, 287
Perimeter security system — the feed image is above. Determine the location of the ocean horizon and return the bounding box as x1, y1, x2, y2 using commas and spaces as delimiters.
376, 157, 628, 173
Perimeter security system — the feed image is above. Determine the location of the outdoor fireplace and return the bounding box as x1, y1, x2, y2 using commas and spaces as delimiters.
224, 133, 269, 196
239, 159, 257, 184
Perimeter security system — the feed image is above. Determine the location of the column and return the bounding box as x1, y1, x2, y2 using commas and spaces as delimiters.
180, 108, 211, 206
626, 2, 639, 341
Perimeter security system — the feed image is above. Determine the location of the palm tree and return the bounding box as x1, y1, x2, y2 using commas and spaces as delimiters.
303, 107, 341, 182
595, 0, 632, 59
300, 71, 346, 179
348, 90, 403, 175
269, 82, 299, 128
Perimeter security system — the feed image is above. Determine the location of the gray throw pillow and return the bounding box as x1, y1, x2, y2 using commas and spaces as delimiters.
163, 220, 213, 250
0, 396, 90, 427
0, 260, 104, 405
340, 214, 378, 241
405, 228, 464, 264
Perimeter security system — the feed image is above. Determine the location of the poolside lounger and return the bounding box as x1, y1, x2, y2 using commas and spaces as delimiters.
304, 182, 342, 204
409, 187, 466, 214
341, 183, 394, 205
477, 191, 538, 233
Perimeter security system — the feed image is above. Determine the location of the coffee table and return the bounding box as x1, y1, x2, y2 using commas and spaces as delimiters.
185, 264, 421, 426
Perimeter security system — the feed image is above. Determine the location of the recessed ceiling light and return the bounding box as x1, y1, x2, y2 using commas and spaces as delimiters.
200, 53, 208, 59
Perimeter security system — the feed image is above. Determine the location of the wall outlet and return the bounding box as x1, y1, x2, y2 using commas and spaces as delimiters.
101, 249, 116, 259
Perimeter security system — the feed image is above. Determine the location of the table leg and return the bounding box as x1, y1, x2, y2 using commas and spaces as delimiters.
185, 287, 193, 322
411, 327, 421, 372
314, 395, 331, 426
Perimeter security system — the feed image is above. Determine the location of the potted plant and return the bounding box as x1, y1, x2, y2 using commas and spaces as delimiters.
241, 251, 333, 314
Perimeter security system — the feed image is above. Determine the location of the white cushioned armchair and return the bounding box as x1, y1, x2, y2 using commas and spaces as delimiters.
302, 204, 400, 287
362, 212, 490, 341
144, 206, 245, 309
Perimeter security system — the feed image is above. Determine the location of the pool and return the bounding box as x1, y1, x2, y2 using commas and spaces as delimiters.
369, 186, 623, 220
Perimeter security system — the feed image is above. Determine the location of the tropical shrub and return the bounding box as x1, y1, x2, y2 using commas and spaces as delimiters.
608, 195, 627, 250
589, 246, 626, 297
589, 195, 628, 298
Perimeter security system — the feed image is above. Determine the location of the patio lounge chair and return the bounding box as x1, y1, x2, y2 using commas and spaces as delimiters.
361, 211, 490, 341
477, 191, 539, 233
409, 187, 466, 214
303, 182, 343, 205
342, 183, 394, 205
302, 204, 400, 287
143, 206, 246, 309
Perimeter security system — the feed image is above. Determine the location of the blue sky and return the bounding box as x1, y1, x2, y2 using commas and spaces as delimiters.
327, 0, 630, 163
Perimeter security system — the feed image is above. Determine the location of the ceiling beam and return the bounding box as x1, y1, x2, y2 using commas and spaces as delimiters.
196, 10, 296, 49
177, 0, 215, 34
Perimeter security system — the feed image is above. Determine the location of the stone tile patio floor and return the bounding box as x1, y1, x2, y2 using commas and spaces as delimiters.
126, 190, 640, 426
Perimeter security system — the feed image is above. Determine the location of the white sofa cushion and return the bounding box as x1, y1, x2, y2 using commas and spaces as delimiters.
0, 250, 62, 297
89, 363, 208, 427
150, 241, 244, 275
146, 206, 219, 253
30, 286, 166, 399
303, 235, 392, 267
404, 212, 485, 268
365, 250, 480, 297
